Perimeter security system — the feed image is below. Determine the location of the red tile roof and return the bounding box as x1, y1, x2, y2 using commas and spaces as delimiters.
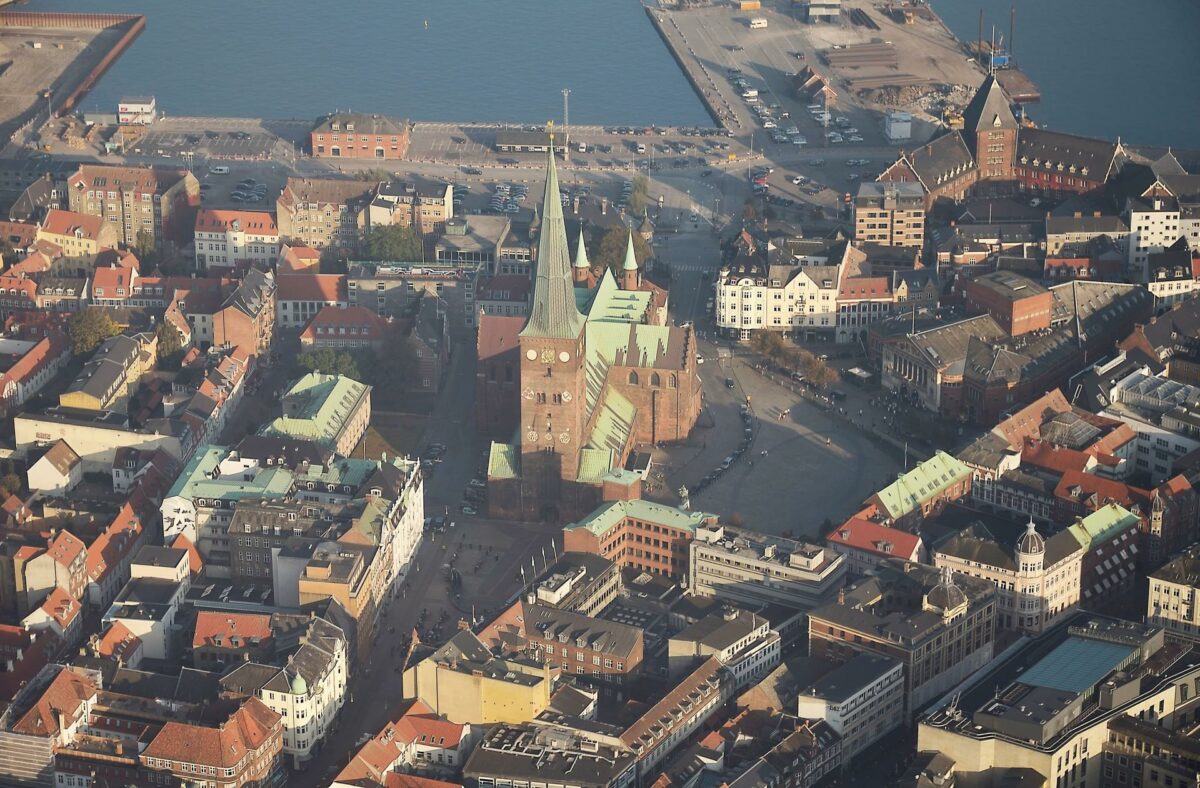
826, 516, 923, 559
195, 209, 279, 236
276, 273, 346, 303
11, 668, 97, 736
142, 697, 280, 769
68, 164, 189, 194
97, 620, 142, 662
169, 534, 204, 575
192, 611, 273, 649
94, 248, 141, 272
40, 209, 106, 242
0, 220, 38, 249
0, 333, 69, 389
278, 244, 321, 274
992, 390, 1073, 448
38, 587, 81, 631
1055, 469, 1149, 511
838, 275, 892, 300
1021, 440, 1092, 475
477, 274, 533, 302
91, 265, 137, 296
299, 305, 391, 344
48, 530, 86, 570
6, 251, 53, 276
383, 776, 463, 788
85, 503, 144, 586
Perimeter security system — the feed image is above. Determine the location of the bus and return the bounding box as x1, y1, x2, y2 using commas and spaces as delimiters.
748, 18, 768, 29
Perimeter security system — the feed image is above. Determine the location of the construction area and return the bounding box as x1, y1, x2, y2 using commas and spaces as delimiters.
0, 12, 143, 150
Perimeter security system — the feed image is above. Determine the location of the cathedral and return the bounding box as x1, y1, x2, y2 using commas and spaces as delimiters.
483, 144, 702, 521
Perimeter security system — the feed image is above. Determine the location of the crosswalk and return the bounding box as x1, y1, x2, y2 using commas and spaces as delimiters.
671, 263, 717, 273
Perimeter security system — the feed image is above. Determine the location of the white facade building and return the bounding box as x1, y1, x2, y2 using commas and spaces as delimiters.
194, 209, 281, 270
1126, 195, 1182, 282
717, 262, 840, 341
797, 653, 904, 758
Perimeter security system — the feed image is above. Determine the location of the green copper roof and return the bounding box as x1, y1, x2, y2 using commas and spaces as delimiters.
565, 499, 714, 538
165, 444, 295, 502
1067, 503, 1140, 549
574, 227, 590, 269
585, 387, 637, 460
260, 373, 371, 450
622, 230, 639, 271
488, 442, 519, 479
874, 451, 972, 520
289, 670, 308, 695
520, 146, 585, 340
577, 448, 615, 484
586, 271, 652, 324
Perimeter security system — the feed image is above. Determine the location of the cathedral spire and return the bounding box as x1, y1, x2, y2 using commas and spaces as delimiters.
521, 131, 585, 340
574, 227, 590, 270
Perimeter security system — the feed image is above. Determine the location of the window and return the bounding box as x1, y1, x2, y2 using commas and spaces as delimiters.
628, 371, 639, 385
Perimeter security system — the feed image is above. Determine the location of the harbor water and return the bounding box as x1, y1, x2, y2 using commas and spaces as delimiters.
934, 0, 1200, 147
17, 0, 712, 127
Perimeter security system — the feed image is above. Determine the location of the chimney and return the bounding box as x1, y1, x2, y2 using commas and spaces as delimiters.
837, 588, 846, 605
601, 198, 608, 216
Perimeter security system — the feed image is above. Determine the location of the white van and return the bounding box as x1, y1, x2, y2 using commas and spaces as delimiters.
577, 142, 587, 153
748, 18, 768, 29
208, 165, 229, 175
636, 143, 646, 154
741, 88, 759, 98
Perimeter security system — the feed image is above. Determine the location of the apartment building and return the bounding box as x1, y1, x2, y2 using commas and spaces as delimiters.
464, 723, 636, 788
853, 182, 926, 247
530, 553, 620, 618
194, 209, 280, 270
66, 164, 199, 249
140, 697, 283, 787
668, 609, 781, 690
825, 513, 927, 575
363, 179, 453, 236
716, 257, 840, 341
346, 260, 478, 335
276, 177, 371, 249
796, 653, 904, 759
59, 333, 156, 414
934, 519, 1085, 635
276, 273, 348, 329
1126, 193, 1183, 283
218, 615, 349, 769
808, 561, 996, 714
1147, 549, 1200, 642
35, 209, 119, 256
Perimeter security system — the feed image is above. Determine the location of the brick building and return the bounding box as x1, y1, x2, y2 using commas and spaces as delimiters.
853, 181, 926, 248
140, 697, 283, 786
485, 148, 701, 521
562, 500, 716, 579
35, 209, 119, 256
475, 315, 524, 438
276, 178, 371, 249
194, 209, 280, 271
310, 112, 411, 160
66, 164, 199, 250
961, 271, 1053, 336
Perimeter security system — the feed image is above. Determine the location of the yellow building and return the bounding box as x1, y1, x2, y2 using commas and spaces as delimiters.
59, 334, 156, 414
403, 630, 553, 725
297, 542, 381, 666
36, 209, 120, 256
1147, 549, 1200, 642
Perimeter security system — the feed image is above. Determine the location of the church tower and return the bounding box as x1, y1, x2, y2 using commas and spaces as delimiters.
961, 73, 1019, 180
572, 226, 591, 285
518, 134, 588, 490
620, 230, 640, 291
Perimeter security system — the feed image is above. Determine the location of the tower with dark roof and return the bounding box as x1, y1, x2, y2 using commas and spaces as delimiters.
961, 74, 1019, 180
517, 139, 589, 490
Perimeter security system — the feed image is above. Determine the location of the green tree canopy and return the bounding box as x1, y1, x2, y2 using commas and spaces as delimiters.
319, 247, 348, 275
361, 224, 424, 261
628, 175, 650, 215
134, 228, 156, 258
296, 348, 362, 380
155, 321, 186, 368
589, 225, 652, 279
68, 308, 120, 355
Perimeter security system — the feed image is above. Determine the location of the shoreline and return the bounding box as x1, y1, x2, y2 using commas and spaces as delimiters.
641, 5, 730, 131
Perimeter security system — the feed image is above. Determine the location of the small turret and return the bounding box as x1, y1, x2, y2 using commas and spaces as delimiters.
573, 226, 590, 285
620, 229, 639, 291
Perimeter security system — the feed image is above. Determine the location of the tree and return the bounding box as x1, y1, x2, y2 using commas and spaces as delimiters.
742, 199, 758, 222
134, 229, 156, 258
319, 247, 348, 275
629, 174, 650, 215
296, 348, 361, 380
369, 341, 419, 392
590, 225, 652, 279
0, 474, 20, 497
361, 224, 424, 261
155, 321, 185, 368
68, 308, 119, 355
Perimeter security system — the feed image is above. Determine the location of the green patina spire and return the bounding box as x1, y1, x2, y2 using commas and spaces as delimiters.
574, 227, 590, 269
622, 229, 639, 271
520, 139, 585, 340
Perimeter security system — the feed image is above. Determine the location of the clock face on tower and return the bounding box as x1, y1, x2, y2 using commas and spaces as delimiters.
559, 351, 570, 363
559, 432, 571, 444
526, 349, 538, 361
526, 431, 539, 443
522, 387, 534, 400
561, 391, 573, 403
541, 349, 555, 364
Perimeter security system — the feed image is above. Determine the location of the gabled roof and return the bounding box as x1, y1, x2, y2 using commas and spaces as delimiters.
40, 209, 106, 241
34, 439, 81, 476
12, 668, 97, 737
903, 133, 977, 191
872, 451, 972, 520
195, 209, 278, 235
827, 516, 922, 559
97, 620, 143, 661
961, 74, 1018, 134
192, 611, 273, 649
142, 697, 279, 768
48, 530, 86, 569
